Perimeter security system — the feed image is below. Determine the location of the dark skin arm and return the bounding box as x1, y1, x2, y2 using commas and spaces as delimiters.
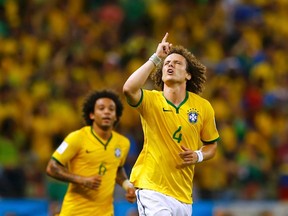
116, 167, 136, 203
47, 159, 136, 202
46, 158, 102, 190
177, 142, 218, 168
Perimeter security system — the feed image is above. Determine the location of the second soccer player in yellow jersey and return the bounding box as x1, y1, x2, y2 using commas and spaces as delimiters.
46, 90, 136, 216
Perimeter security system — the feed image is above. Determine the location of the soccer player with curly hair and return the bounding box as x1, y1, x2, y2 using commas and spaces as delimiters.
46, 90, 136, 216
123, 33, 219, 216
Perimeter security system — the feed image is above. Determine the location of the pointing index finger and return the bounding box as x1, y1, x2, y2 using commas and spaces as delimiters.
162, 32, 169, 43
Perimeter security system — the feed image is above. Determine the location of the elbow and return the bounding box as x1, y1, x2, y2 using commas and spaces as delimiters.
46, 165, 52, 177
123, 82, 141, 106
123, 83, 137, 100
46, 160, 55, 177
122, 83, 131, 96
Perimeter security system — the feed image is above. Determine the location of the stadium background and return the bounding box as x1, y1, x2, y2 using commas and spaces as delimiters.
0, 0, 287, 215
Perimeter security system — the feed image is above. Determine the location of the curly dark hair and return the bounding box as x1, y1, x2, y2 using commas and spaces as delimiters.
150, 45, 206, 94
82, 90, 123, 126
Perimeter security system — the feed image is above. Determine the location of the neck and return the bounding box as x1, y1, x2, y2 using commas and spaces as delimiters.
91, 124, 112, 140
163, 84, 186, 106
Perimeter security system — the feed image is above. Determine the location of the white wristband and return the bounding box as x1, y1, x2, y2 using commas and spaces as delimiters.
122, 179, 133, 191
195, 150, 204, 163
149, 53, 162, 66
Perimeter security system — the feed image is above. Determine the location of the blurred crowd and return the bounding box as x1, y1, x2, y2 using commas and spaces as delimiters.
0, 0, 288, 204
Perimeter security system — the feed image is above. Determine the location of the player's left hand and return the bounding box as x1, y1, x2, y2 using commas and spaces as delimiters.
125, 187, 136, 203
176, 145, 198, 168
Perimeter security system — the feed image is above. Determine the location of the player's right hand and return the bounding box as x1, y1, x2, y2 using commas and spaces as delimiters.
82, 175, 102, 190
155, 32, 172, 59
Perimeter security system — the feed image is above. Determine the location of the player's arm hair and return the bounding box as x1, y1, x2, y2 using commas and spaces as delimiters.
46, 158, 82, 184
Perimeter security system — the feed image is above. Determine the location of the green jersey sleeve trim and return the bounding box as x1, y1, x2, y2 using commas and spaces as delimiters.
128, 88, 144, 108
202, 137, 220, 144
52, 156, 65, 166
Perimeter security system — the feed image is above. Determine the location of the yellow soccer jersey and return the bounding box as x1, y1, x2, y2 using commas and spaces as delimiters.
52, 126, 130, 216
130, 89, 219, 204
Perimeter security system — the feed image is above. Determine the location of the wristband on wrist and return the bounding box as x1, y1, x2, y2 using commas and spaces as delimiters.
149, 53, 162, 66
122, 179, 133, 191
195, 150, 204, 163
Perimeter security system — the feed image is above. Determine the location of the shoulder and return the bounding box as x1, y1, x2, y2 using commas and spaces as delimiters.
188, 92, 212, 107
143, 89, 162, 97
137, 89, 163, 109
188, 93, 216, 119
112, 131, 130, 144
65, 126, 89, 141
142, 89, 163, 103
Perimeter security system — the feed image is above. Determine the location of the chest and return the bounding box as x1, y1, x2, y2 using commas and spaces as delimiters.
75, 136, 124, 168
144, 99, 204, 131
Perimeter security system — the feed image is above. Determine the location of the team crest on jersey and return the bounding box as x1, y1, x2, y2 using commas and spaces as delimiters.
115, 148, 121, 158
188, 108, 198, 124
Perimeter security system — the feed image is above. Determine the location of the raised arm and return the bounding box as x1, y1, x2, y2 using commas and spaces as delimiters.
123, 33, 172, 106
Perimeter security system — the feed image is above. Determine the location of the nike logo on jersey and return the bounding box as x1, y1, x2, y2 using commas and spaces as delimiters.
163, 108, 172, 112
86, 150, 95, 153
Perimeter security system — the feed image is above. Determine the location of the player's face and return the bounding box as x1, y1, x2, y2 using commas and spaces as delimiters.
162, 53, 191, 85
90, 98, 117, 130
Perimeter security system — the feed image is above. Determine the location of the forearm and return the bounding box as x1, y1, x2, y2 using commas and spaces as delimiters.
199, 142, 217, 161
46, 159, 82, 185
115, 167, 129, 186
116, 167, 135, 193
123, 60, 155, 104
123, 33, 171, 104
124, 60, 155, 92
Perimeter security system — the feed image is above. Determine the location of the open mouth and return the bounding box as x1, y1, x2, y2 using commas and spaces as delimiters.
167, 69, 174, 74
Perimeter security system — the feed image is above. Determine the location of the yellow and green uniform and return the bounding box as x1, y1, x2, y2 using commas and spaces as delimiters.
130, 89, 219, 204
52, 126, 130, 216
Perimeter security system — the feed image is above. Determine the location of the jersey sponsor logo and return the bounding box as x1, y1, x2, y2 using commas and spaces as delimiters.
115, 148, 121, 157
188, 109, 198, 123
162, 108, 172, 112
